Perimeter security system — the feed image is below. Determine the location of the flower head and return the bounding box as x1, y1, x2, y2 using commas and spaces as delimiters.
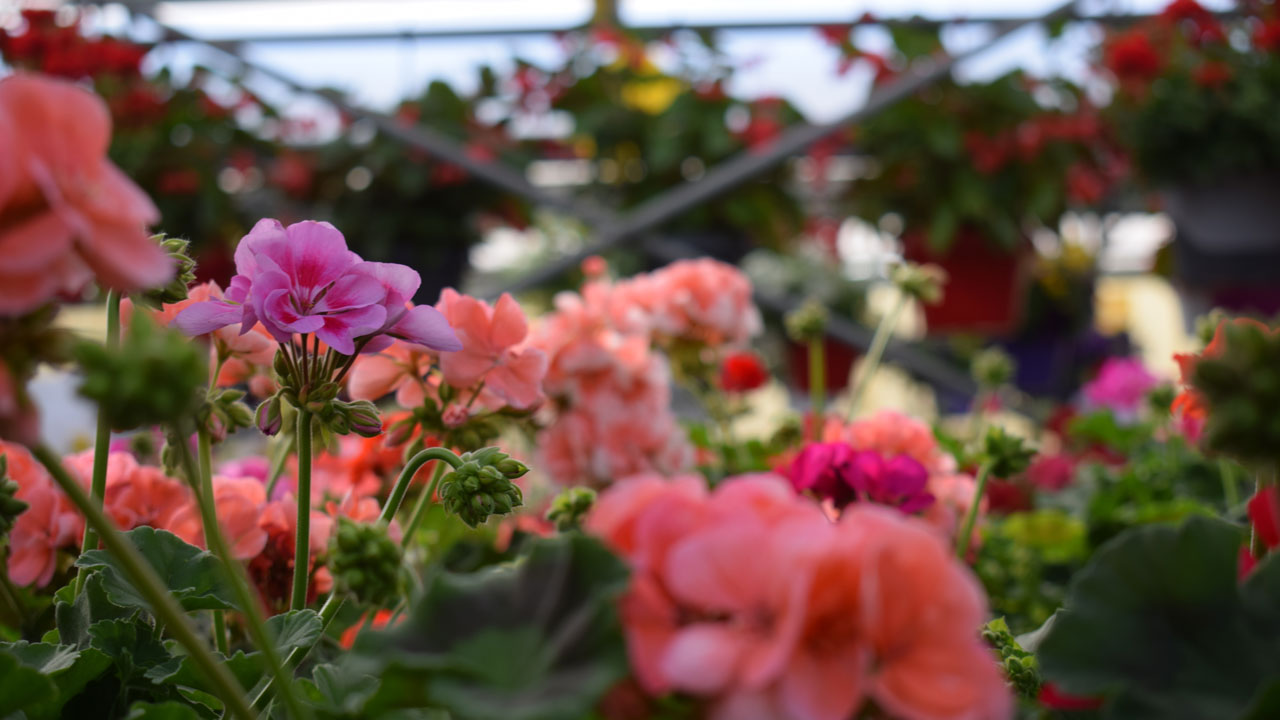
718, 350, 769, 393
436, 288, 547, 409
1082, 356, 1158, 417
0, 73, 170, 315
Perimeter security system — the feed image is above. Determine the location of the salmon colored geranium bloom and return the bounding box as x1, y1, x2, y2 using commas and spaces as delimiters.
0, 73, 170, 315
2, 441, 83, 587
436, 288, 548, 409
166, 475, 269, 560
348, 339, 435, 408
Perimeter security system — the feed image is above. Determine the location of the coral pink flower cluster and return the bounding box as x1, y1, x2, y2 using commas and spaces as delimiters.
606, 258, 761, 346
0, 73, 171, 316
588, 473, 1011, 720
817, 411, 985, 540
533, 278, 692, 486
349, 287, 549, 418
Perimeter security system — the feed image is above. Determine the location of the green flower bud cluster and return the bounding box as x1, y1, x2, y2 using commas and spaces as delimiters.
546, 487, 597, 532
981, 426, 1036, 478
200, 388, 254, 443
970, 347, 1015, 390
785, 298, 829, 343
1146, 383, 1176, 418
1194, 308, 1229, 347
0, 455, 29, 538
438, 448, 528, 528
136, 235, 197, 309
328, 518, 403, 607
314, 399, 382, 439
981, 617, 1041, 700
1191, 320, 1280, 464
890, 262, 947, 306
75, 311, 206, 431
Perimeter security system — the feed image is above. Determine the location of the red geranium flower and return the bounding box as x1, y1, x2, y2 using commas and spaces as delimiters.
719, 350, 769, 393
1193, 60, 1232, 89
1105, 30, 1163, 81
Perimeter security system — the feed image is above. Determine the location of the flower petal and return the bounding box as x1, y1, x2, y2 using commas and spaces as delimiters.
388, 304, 462, 352
174, 300, 244, 336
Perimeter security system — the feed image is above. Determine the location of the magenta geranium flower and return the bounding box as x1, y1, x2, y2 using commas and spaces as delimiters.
788, 442, 934, 513
175, 219, 461, 356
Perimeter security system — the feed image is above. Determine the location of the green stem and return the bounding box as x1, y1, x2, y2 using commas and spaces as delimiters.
249, 591, 346, 712
808, 337, 826, 418
846, 291, 908, 421
263, 434, 294, 500
291, 408, 313, 610
182, 430, 309, 720
75, 290, 122, 596
400, 462, 449, 547
197, 431, 230, 656
0, 555, 27, 629
249, 445, 463, 713
29, 445, 257, 720
956, 460, 993, 560
1219, 460, 1240, 513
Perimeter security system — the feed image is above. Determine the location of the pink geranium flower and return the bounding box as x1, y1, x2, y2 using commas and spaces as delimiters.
2, 441, 83, 587
788, 443, 934, 513
1082, 356, 1158, 417
348, 340, 435, 408
165, 475, 270, 560
0, 73, 170, 315
175, 219, 460, 356
436, 288, 548, 409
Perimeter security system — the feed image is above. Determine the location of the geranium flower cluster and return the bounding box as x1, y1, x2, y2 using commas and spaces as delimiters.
588, 472, 1011, 720
1, 436, 392, 610
532, 257, 758, 487
798, 410, 985, 541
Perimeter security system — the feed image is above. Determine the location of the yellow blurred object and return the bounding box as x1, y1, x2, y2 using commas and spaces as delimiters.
621, 76, 683, 115
572, 134, 597, 159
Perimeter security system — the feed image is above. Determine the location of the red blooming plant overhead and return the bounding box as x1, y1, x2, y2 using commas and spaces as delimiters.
839, 26, 1117, 259
1098, 0, 1280, 186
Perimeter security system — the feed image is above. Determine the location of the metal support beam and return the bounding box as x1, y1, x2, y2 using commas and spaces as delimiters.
496, 0, 1080, 296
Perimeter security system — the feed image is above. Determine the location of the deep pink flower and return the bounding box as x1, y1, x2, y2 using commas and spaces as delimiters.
788, 444, 934, 513
1082, 356, 1158, 416
175, 219, 460, 356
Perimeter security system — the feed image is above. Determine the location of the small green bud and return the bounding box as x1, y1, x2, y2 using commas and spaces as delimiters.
0, 454, 29, 538
981, 426, 1036, 478
74, 310, 206, 431
256, 394, 284, 436
1190, 318, 1280, 463
971, 347, 1015, 390
137, 235, 197, 309
890, 262, 947, 305
546, 487, 597, 532
438, 447, 526, 528
785, 298, 828, 343
343, 400, 382, 438
328, 518, 403, 607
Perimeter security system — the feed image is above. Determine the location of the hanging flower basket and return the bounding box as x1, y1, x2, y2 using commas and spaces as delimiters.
901, 229, 1033, 335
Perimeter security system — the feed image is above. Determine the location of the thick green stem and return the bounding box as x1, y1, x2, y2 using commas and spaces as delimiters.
956, 460, 994, 560
1219, 460, 1240, 513
846, 291, 908, 421
808, 337, 826, 418
400, 462, 449, 547
263, 434, 294, 500
291, 408, 313, 610
29, 445, 257, 720
197, 431, 230, 655
75, 290, 122, 596
182, 430, 308, 720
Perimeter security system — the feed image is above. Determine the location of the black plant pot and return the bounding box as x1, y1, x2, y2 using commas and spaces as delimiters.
1165, 172, 1280, 316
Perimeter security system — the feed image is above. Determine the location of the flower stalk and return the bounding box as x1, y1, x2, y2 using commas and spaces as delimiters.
196, 429, 229, 655
808, 337, 826, 418
74, 289, 121, 596
847, 291, 907, 421
956, 459, 994, 560
28, 444, 257, 720
291, 407, 313, 610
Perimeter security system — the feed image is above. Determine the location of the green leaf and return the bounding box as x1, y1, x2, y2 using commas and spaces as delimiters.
0, 651, 58, 716
267, 610, 323, 656
355, 534, 630, 720
0, 641, 111, 719
89, 618, 173, 682
296, 663, 381, 718
76, 527, 238, 612
125, 700, 202, 719
55, 571, 135, 650
1038, 516, 1280, 719
147, 650, 262, 698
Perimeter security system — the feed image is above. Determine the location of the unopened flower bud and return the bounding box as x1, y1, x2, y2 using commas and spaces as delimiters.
0, 454, 29, 538
256, 395, 284, 436
981, 426, 1036, 478
891, 262, 947, 305
785, 298, 828, 343
386, 417, 417, 447
438, 447, 527, 527
328, 518, 403, 606
971, 347, 1015, 390
138, 235, 197, 309
345, 400, 382, 438
495, 457, 529, 480
442, 403, 469, 429
546, 487, 596, 532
